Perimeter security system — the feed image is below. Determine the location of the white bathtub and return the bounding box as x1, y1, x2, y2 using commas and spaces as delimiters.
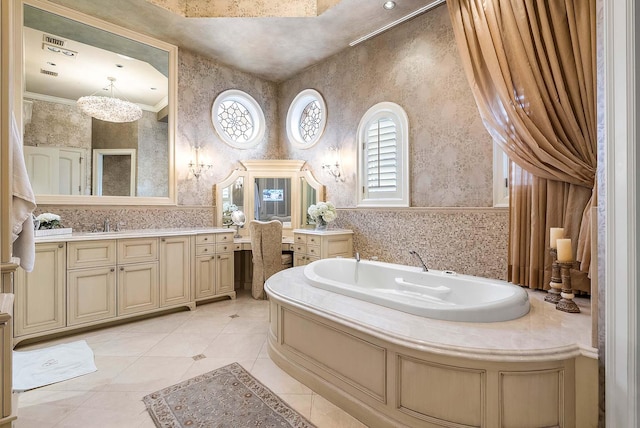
303, 258, 530, 322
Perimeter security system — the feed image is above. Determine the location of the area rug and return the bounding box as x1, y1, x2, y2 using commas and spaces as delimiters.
143, 362, 316, 428
13, 340, 97, 391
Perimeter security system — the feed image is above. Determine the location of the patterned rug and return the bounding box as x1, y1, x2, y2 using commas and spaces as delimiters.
143, 362, 316, 428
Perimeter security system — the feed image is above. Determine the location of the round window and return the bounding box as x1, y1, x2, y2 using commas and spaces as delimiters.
212, 89, 265, 149
286, 89, 327, 149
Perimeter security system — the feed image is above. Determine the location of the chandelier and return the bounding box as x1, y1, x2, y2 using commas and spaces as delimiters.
77, 77, 143, 123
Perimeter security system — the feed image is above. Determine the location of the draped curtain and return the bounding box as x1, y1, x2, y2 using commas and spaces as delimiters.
447, 0, 596, 291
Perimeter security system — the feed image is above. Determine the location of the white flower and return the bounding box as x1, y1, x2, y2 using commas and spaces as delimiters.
307, 201, 337, 223
36, 213, 61, 222
222, 203, 238, 213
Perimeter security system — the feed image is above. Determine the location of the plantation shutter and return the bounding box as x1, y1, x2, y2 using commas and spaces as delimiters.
357, 102, 408, 207
365, 117, 397, 194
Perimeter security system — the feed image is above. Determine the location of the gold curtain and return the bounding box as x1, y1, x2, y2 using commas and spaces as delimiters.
448, 0, 596, 291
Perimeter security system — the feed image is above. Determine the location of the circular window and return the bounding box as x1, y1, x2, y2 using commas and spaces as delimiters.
286, 89, 327, 149
212, 89, 265, 149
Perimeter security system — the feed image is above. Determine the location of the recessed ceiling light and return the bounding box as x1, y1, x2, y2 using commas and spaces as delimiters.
47, 61, 56, 66
115, 64, 124, 68
150, 87, 157, 90
383, 1, 396, 10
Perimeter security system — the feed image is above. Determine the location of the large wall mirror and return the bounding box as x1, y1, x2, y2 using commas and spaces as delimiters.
215, 160, 325, 237
18, 0, 177, 205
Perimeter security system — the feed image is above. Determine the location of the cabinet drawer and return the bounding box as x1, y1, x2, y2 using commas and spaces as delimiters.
68, 240, 116, 269
233, 243, 243, 251
294, 244, 306, 254
307, 235, 320, 246
294, 234, 307, 244
307, 245, 321, 257
196, 234, 214, 245
216, 242, 233, 254
196, 245, 215, 257
118, 238, 159, 264
216, 233, 234, 244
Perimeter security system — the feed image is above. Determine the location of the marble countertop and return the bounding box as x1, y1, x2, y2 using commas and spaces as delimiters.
34, 227, 232, 243
265, 267, 597, 363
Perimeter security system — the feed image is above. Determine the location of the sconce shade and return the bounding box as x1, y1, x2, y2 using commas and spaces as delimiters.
77, 77, 143, 123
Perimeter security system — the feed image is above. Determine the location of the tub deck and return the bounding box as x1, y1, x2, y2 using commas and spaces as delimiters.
265, 266, 597, 428
268, 266, 594, 361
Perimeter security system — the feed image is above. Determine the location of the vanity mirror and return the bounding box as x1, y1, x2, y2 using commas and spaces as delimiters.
215, 160, 325, 237
18, 0, 177, 205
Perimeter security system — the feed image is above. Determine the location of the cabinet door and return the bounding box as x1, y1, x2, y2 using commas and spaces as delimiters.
15, 243, 66, 336
294, 252, 307, 267
195, 256, 215, 299
117, 262, 159, 315
67, 267, 116, 326
216, 252, 234, 294
160, 236, 191, 307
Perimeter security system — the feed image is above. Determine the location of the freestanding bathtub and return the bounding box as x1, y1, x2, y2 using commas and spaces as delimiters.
303, 258, 530, 322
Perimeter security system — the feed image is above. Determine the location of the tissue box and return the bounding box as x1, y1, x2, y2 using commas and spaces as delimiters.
35, 228, 73, 237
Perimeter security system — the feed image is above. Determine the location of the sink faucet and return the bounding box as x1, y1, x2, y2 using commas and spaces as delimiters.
103, 218, 110, 232
355, 252, 360, 262
409, 250, 428, 272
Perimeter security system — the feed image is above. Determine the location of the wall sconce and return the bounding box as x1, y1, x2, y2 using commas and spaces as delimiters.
188, 147, 213, 180
322, 146, 344, 182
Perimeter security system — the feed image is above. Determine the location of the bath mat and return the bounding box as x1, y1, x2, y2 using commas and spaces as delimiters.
13, 340, 97, 391
143, 362, 316, 428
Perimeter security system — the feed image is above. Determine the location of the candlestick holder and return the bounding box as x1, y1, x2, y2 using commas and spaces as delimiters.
556, 262, 581, 313
545, 248, 562, 304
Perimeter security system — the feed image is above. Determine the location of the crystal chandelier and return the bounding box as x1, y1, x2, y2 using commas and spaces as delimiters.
77, 77, 143, 123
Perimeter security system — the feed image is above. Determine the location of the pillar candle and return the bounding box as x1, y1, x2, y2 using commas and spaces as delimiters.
550, 227, 565, 249
556, 238, 573, 262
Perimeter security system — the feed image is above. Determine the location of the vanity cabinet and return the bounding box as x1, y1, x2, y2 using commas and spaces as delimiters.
116, 238, 159, 316
0, 295, 14, 428
14, 242, 66, 336
293, 230, 354, 267
67, 240, 117, 326
195, 232, 235, 301
159, 236, 192, 307
13, 230, 231, 344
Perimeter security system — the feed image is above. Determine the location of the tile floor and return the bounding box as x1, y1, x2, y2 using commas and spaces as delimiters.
14, 290, 368, 427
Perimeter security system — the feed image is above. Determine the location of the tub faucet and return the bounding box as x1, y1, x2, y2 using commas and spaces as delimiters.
409, 250, 428, 272
355, 252, 360, 262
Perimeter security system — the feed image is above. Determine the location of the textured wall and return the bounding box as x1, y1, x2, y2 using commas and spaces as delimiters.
23, 98, 92, 191
334, 208, 509, 280
138, 110, 169, 197
279, 3, 493, 208
175, 48, 280, 206
37, 4, 508, 282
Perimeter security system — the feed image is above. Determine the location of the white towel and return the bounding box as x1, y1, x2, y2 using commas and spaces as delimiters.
10, 111, 36, 271
13, 340, 97, 391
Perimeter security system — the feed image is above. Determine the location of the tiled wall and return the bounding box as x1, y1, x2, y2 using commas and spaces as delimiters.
37, 3, 509, 280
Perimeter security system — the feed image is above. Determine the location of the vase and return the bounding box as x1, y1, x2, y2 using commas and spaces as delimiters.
315, 218, 328, 231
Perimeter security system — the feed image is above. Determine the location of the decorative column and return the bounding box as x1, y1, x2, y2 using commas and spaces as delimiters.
544, 248, 562, 303
555, 238, 580, 313
556, 262, 581, 313
546, 227, 564, 303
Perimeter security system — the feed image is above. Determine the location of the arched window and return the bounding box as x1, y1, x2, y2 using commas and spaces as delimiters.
286, 89, 327, 149
357, 102, 409, 207
212, 89, 265, 149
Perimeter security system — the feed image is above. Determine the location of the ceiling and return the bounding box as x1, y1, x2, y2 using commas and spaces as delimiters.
45, 0, 445, 83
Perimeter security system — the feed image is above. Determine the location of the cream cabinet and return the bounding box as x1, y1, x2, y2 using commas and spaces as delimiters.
195, 232, 235, 301
14, 242, 66, 336
67, 240, 117, 326
116, 238, 159, 316
0, 295, 14, 428
14, 230, 233, 344
293, 229, 354, 267
159, 236, 192, 307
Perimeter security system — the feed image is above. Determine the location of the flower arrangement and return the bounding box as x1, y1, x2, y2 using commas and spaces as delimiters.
35, 213, 63, 230
222, 202, 238, 227
307, 201, 337, 230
